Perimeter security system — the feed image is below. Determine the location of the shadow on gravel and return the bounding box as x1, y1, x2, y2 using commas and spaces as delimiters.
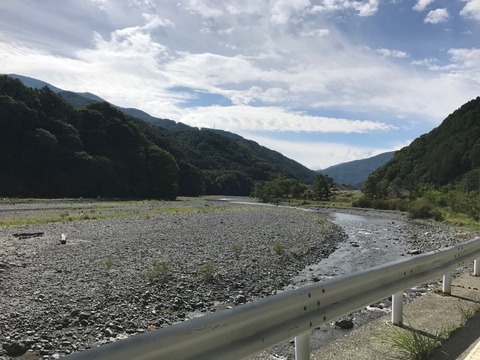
432, 300, 480, 359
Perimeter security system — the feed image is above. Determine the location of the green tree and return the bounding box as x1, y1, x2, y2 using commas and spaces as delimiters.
253, 176, 307, 203
311, 173, 334, 200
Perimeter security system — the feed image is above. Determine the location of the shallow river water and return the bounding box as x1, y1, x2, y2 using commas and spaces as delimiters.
266, 210, 429, 359
291, 211, 408, 285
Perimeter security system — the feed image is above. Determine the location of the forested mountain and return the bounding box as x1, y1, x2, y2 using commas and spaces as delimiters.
319, 151, 395, 189
365, 97, 480, 197
0, 75, 316, 198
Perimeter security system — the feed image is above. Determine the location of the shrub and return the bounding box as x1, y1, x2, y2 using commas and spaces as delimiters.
430, 209, 444, 221
146, 259, 172, 283
408, 202, 435, 219
199, 261, 216, 282
271, 241, 285, 256
392, 198, 409, 212
230, 243, 243, 259
352, 196, 372, 208
372, 199, 390, 210
230, 243, 244, 252
104, 255, 114, 270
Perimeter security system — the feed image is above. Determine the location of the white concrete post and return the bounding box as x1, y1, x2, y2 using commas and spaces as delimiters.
392, 292, 403, 325
443, 272, 452, 294
294, 332, 310, 360
474, 259, 480, 276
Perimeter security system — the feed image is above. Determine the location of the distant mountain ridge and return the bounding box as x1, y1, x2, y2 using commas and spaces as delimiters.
8, 74, 65, 93
319, 151, 395, 189
8, 74, 191, 131
1, 74, 316, 198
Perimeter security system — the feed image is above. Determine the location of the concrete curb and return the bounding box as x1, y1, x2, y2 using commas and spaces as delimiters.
464, 340, 480, 360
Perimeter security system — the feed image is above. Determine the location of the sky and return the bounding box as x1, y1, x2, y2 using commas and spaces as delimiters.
0, 0, 479, 170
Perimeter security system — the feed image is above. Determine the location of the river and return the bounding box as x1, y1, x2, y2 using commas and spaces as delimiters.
259, 208, 439, 359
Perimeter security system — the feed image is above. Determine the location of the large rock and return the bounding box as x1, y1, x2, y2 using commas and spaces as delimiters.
335, 318, 354, 330
3, 342, 28, 357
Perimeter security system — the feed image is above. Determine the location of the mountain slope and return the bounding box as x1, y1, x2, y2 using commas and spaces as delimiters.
7, 74, 64, 93
319, 151, 395, 188
2, 74, 317, 197
365, 97, 480, 196
0, 76, 179, 198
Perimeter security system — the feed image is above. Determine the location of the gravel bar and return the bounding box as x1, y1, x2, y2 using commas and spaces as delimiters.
0, 199, 345, 359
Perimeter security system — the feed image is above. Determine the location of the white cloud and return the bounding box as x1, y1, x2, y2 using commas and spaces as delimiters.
356, 0, 380, 16
421, 48, 480, 76
410, 57, 438, 68
376, 48, 408, 58
412, 0, 435, 12
300, 29, 330, 37
1, 1, 479, 131
270, 0, 310, 25
311, 0, 379, 16
447, 48, 480, 74
185, 0, 223, 18
177, 105, 395, 133
241, 135, 401, 169
460, 0, 480, 21
424, 8, 449, 24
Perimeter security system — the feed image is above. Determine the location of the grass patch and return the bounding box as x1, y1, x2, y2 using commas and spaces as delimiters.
229, 243, 244, 258
104, 255, 114, 270
274, 190, 362, 208
146, 259, 172, 283
457, 300, 480, 323
299, 237, 308, 249
198, 261, 216, 282
271, 241, 285, 256
382, 325, 449, 360
0, 199, 257, 227
230, 243, 243, 251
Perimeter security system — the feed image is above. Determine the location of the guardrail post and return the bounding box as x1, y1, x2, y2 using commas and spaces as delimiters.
392, 292, 403, 325
443, 272, 452, 294
294, 332, 310, 360
474, 259, 480, 276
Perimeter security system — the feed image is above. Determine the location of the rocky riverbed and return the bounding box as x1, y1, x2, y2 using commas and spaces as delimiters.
0, 198, 477, 359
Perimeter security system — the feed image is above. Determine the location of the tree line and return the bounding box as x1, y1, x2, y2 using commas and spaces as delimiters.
252, 174, 334, 203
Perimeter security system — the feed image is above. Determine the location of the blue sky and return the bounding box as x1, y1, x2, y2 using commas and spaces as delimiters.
1, 0, 479, 169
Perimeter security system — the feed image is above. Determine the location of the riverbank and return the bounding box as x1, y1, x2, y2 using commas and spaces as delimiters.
1, 198, 344, 359
0, 198, 478, 359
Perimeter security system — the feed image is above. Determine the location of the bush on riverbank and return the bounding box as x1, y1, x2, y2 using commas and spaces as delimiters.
353, 186, 479, 227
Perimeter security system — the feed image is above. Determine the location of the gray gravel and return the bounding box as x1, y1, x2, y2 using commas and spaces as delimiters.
1, 198, 477, 360
0, 199, 344, 359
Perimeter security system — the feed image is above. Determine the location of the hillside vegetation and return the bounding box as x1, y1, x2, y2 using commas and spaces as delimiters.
358, 97, 480, 226
0, 75, 316, 199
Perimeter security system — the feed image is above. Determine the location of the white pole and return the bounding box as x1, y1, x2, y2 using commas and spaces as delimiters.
392, 292, 403, 325
443, 272, 452, 294
294, 332, 310, 360
474, 259, 480, 276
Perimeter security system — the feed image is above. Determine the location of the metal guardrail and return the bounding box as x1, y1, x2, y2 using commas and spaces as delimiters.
65, 236, 480, 360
